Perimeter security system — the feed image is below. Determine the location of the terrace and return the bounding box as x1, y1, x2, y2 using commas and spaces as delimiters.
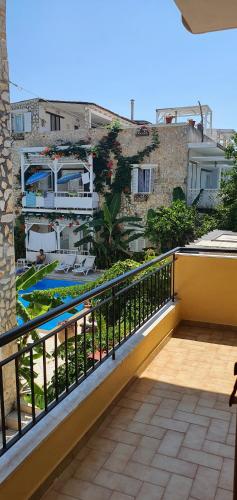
0, 247, 237, 499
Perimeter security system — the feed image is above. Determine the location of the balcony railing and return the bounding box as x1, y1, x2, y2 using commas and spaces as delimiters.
187, 188, 219, 208
22, 191, 99, 211
0, 249, 177, 455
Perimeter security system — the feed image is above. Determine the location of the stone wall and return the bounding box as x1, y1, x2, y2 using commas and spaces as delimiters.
0, 0, 16, 414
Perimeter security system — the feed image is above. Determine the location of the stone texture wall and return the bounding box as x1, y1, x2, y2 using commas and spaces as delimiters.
12, 123, 203, 222
0, 0, 16, 414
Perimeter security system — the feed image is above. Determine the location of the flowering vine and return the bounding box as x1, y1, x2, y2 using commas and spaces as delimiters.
40, 121, 160, 197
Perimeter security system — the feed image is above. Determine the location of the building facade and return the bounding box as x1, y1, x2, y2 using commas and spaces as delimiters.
11, 99, 234, 260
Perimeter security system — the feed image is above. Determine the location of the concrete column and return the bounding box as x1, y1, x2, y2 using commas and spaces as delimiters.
0, 0, 17, 415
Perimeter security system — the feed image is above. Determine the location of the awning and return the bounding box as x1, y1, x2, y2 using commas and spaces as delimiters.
57, 172, 82, 184
26, 171, 50, 186
174, 0, 237, 34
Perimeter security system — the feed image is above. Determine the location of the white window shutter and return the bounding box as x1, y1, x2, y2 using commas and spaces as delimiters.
24, 112, 32, 132
130, 236, 146, 252
150, 168, 155, 193
131, 167, 138, 193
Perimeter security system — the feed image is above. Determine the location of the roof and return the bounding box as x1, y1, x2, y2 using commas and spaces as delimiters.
174, 0, 237, 34
188, 231, 237, 252
11, 98, 134, 125
156, 104, 212, 116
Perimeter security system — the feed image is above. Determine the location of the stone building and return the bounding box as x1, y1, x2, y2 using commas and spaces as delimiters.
11, 99, 233, 259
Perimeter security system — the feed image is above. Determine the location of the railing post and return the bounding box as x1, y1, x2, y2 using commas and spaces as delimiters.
229, 363, 237, 500
172, 253, 175, 302
112, 286, 116, 360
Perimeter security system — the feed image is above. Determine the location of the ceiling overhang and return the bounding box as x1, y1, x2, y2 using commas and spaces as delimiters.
174, 0, 237, 34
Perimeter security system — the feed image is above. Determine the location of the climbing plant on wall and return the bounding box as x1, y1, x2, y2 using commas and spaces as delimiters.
41, 121, 160, 198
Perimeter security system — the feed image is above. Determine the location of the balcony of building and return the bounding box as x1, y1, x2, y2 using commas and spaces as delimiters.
0, 247, 237, 499
187, 142, 233, 209
20, 148, 99, 214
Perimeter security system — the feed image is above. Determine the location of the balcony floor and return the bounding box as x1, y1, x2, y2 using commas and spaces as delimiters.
43, 324, 236, 500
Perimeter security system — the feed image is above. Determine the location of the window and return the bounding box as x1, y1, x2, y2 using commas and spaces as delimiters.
11, 111, 32, 133
131, 165, 155, 194
130, 235, 146, 253
12, 113, 24, 132
49, 113, 61, 131
138, 168, 151, 193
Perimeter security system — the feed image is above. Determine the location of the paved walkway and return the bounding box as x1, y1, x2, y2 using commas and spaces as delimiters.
43, 324, 237, 500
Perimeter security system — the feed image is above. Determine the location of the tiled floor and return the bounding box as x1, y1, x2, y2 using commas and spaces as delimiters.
43, 324, 237, 500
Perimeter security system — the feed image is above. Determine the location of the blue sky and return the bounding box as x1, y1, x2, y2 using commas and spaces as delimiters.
7, 0, 237, 129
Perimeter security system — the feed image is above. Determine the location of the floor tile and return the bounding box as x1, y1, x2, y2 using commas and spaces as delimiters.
136, 481, 164, 500
152, 453, 197, 478
191, 465, 219, 500
219, 458, 234, 491
215, 488, 233, 500
158, 430, 184, 457
125, 461, 170, 486
94, 469, 142, 496
179, 447, 223, 470
163, 473, 192, 500
183, 423, 207, 450
61, 478, 111, 500
131, 445, 155, 465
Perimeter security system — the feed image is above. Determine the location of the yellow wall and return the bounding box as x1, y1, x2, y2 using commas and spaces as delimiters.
176, 253, 237, 326
0, 303, 180, 500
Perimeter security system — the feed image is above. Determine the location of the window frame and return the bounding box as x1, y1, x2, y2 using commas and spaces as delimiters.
131, 164, 157, 194
12, 113, 24, 132
49, 113, 61, 131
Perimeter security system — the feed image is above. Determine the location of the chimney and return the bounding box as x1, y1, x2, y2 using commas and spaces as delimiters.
130, 99, 135, 121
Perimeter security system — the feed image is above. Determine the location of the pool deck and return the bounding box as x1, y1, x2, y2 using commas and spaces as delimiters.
49, 270, 102, 283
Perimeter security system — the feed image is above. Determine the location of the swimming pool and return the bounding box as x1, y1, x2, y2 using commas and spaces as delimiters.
18, 278, 84, 331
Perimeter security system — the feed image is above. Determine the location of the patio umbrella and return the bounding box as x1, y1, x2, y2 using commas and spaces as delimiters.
26, 171, 51, 186
57, 172, 82, 184
174, 0, 237, 33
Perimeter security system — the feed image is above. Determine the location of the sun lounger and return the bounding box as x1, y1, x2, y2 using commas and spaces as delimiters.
72, 256, 96, 276
55, 255, 76, 273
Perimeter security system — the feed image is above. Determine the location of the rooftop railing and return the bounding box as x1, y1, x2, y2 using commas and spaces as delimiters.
0, 248, 177, 455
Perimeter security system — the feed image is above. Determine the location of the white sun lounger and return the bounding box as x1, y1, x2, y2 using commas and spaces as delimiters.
55, 255, 76, 273
72, 256, 96, 275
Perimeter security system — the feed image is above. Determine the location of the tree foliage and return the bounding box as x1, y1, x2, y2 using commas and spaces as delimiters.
217, 136, 237, 230
16, 261, 59, 401
74, 193, 143, 267
145, 200, 218, 252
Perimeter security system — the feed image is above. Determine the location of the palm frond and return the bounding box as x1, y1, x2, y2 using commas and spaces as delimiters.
16, 300, 31, 322
16, 266, 36, 291
110, 193, 121, 220
20, 261, 59, 291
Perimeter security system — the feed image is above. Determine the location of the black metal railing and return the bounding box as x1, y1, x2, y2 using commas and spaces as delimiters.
0, 248, 178, 455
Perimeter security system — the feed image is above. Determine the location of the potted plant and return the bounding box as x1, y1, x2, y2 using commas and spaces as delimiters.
165, 114, 174, 124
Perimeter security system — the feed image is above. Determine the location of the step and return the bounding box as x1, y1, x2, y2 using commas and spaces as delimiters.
6, 411, 33, 431
18, 398, 41, 417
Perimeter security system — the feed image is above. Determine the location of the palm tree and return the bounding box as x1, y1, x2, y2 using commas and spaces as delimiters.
74, 193, 143, 267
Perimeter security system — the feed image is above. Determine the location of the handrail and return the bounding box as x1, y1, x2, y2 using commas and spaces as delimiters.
0, 247, 179, 348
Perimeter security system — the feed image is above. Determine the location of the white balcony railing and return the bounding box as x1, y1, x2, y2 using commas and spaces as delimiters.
22, 191, 99, 211
187, 188, 219, 208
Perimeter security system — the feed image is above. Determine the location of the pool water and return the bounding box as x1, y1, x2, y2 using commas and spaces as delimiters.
18, 278, 83, 331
